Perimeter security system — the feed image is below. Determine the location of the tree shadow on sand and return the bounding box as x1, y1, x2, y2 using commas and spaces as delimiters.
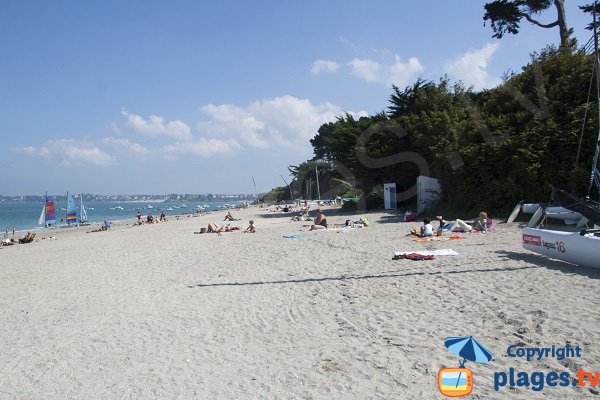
188, 265, 537, 288
496, 250, 600, 280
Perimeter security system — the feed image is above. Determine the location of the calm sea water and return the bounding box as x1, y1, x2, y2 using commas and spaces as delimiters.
0, 200, 244, 232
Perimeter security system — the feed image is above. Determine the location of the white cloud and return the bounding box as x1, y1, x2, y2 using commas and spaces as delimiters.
164, 138, 240, 158
12, 140, 115, 167
199, 104, 269, 148
444, 43, 501, 89
197, 95, 368, 151
102, 137, 151, 158
311, 59, 340, 75
349, 55, 423, 86
13, 146, 37, 155
121, 109, 192, 140
348, 58, 381, 82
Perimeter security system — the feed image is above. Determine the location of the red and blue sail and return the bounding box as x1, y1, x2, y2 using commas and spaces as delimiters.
66, 193, 77, 224
45, 196, 56, 225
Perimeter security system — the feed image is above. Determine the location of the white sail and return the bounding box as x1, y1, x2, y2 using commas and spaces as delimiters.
38, 204, 45, 225
80, 194, 88, 223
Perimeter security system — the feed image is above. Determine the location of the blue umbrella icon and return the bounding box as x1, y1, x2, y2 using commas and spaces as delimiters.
444, 336, 493, 388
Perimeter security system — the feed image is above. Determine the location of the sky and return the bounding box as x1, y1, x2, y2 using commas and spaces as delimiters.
0, 0, 594, 195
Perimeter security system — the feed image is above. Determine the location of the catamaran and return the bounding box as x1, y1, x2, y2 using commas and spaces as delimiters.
521, 15, 600, 269
79, 194, 88, 224
38, 192, 56, 227
66, 192, 77, 225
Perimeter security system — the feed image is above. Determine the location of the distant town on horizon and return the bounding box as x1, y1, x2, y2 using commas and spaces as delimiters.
0, 193, 260, 203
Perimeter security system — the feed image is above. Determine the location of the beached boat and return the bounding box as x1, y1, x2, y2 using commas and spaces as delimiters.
519, 204, 582, 225
38, 192, 56, 227
522, 227, 600, 269
521, 23, 600, 269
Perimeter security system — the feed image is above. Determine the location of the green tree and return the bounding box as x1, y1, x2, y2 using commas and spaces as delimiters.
483, 0, 572, 48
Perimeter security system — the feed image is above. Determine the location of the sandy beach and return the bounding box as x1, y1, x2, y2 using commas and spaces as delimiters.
1, 206, 599, 399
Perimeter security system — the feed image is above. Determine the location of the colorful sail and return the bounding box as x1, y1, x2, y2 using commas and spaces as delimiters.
66, 192, 77, 224
45, 196, 56, 225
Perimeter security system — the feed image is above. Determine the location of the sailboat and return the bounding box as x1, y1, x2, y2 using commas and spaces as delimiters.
79, 194, 88, 224
521, 13, 600, 269
66, 192, 77, 225
38, 192, 56, 227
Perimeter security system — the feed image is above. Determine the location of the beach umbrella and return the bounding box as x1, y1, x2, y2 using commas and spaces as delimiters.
444, 336, 493, 389
444, 336, 493, 365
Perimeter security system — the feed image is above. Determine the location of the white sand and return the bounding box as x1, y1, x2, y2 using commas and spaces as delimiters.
1, 207, 599, 399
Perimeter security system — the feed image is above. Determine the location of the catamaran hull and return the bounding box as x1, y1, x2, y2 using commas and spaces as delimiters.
522, 204, 582, 225
522, 227, 600, 269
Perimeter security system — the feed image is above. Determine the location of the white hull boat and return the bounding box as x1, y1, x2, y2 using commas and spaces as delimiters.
521, 204, 582, 225
522, 227, 600, 269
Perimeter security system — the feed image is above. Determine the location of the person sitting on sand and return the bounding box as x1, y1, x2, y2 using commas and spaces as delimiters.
471, 211, 489, 232
147, 213, 154, 224
310, 209, 328, 230
410, 218, 434, 238
244, 220, 256, 233
18, 232, 36, 244
224, 211, 235, 221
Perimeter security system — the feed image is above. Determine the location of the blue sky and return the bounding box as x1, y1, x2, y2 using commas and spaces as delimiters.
0, 1, 593, 195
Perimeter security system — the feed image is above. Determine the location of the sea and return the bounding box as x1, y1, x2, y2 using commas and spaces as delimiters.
0, 200, 245, 233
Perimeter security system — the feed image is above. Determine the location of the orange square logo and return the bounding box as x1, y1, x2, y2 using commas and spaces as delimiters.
438, 368, 473, 397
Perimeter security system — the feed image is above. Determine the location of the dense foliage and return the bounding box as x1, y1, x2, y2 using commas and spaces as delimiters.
298, 48, 598, 213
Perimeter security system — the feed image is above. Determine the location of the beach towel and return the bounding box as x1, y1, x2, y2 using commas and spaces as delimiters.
393, 253, 435, 261
486, 218, 497, 233
394, 249, 460, 258
412, 235, 463, 242
283, 233, 317, 239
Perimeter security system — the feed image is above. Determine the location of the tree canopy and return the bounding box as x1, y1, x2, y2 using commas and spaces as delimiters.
483, 0, 572, 48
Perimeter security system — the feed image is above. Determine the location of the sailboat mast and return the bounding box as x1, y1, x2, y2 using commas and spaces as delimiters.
589, 2, 600, 198
315, 166, 321, 201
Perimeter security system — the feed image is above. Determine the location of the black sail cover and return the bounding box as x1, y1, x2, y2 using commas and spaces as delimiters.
554, 188, 600, 226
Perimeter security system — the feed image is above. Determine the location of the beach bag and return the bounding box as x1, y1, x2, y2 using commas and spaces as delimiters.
404, 211, 417, 222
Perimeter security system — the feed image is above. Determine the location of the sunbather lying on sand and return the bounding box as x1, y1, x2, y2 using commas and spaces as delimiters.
206, 223, 240, 235
437, 211, 489, 233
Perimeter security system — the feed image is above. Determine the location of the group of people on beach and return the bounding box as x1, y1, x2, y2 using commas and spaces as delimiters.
1, 231, 36, 246
133, 211, 168, 226
199, 210, 256, 236
410, 211, 491, 238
